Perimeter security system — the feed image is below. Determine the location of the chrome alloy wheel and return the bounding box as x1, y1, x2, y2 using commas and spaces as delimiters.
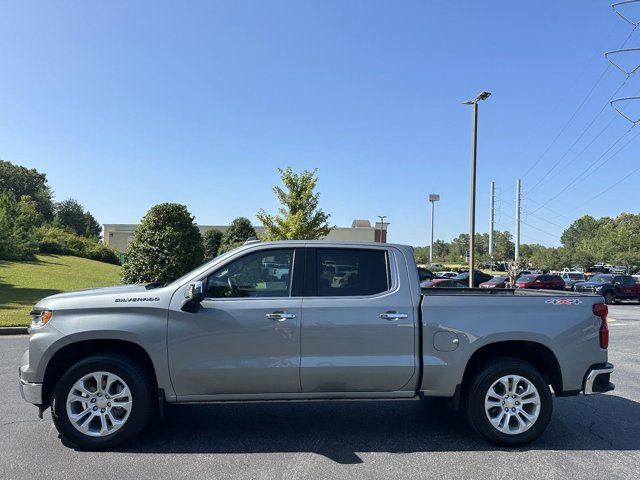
484, 375, 541, 435
65, 371, 133, 437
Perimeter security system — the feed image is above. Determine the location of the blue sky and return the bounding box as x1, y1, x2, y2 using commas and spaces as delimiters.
1, 1, 638, 246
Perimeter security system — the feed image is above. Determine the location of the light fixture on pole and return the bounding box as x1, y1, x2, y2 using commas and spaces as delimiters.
428, 194, 440, 263
462, 91, 492, 287
377, 215, 387, 243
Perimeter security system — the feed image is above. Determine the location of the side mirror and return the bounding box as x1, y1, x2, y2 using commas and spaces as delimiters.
181, 281, 205, 313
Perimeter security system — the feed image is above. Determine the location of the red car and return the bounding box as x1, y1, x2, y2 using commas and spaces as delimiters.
420, 278, 468, 288
515, 274, 565, 290
479, 276, 509, 288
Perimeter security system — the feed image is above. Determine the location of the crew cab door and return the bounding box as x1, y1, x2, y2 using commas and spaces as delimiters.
299, 247, 416, 393
167, 247, 303, 397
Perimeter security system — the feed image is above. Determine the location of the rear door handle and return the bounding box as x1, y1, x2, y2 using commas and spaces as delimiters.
265, 311, 296, 321
379, 311, 408, 321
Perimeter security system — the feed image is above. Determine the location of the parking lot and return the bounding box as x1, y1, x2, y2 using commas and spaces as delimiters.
1, 304, 639, 480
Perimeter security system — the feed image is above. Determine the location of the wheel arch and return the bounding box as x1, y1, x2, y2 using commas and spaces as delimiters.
460, 340, 563, 397
42, 339, 158, 407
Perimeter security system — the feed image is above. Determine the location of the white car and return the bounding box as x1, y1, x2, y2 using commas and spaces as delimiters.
436, 271, 458, 278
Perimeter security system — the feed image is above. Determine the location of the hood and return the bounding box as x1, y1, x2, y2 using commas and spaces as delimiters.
34, 284, 173, 310
574, 281, 605, 288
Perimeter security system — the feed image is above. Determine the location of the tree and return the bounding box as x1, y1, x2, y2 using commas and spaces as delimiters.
122, 203, 204, 284
53, 198, 102, 239
221, 217, 257, 252
203, 229, 224, 260
83, 211, 102, 239
0, 193, 38, 260
0, 160, 54, 221
257, 167, 333, 240
54, 199, 86, 235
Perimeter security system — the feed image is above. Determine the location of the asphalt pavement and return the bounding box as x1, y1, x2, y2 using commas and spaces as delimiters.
1, 304, 639, 479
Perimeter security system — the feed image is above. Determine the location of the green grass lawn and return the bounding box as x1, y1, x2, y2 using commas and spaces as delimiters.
0, 254, 122, 327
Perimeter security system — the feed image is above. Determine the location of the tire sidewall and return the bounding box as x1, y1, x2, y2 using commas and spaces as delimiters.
466, 359, 553, 447
52, 355, 153, 449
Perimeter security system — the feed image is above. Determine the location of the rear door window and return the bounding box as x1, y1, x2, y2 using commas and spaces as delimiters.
314, 249, 390, 297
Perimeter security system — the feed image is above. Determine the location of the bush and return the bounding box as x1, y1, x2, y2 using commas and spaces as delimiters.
37, 226, 120, 265
122, 203, 204, 284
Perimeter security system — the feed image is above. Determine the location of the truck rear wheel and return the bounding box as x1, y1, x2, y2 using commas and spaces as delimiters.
465, 358, 552, 447
605, 292, 615, 305
51, 354, 154, 449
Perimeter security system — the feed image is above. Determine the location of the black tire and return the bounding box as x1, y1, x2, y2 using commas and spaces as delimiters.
464, 357, 553, 447
52, 354, 154, 449
605, 292, 615, 305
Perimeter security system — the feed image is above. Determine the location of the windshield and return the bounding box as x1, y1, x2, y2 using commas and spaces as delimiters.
568, 273, 584, 280
454, 272, 469, 280
167, 246, 245, 286
518, 275, 537, 282
590, 274, 614, 284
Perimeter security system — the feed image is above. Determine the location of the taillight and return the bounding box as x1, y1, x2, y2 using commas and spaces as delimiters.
593, 303, 608, 349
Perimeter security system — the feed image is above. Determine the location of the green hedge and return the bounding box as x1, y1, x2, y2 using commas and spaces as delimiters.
37, 226, 120, 265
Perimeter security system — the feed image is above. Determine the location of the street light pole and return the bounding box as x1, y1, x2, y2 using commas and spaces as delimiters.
378, 215, 387, 243
463, 91, 491, 288
428, 194, 440, 263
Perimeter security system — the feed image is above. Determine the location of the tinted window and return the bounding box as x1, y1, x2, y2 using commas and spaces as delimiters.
591, 274, 613, 284
206, 249, 294, 298
519, 275, 536, 282
316, 249, 389, 296
623, 276, 636, 285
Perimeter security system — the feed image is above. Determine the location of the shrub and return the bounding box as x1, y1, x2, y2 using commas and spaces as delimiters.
0, 193, 39, 260
37, 226, 120, 265
122, 203, 204, 284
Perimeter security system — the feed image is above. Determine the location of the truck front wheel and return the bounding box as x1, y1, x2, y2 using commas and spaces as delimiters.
51, 354, 154, 449
465, 358, 552, 446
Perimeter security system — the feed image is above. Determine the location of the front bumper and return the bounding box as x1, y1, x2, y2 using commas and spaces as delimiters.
583, 362, 615, 395
19, 377, 43, 404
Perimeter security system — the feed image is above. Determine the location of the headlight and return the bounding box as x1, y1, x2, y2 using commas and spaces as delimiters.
30, 308, 53, 329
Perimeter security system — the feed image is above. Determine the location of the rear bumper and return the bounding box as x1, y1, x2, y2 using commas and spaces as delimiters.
583, 362, 615, 395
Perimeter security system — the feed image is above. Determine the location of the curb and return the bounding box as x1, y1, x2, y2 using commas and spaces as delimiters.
0, 327, 29, 335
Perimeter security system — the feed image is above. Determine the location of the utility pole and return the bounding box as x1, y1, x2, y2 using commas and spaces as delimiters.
428, 194, 440, 263
463, 91, 491, 287
489, 182, 495, 266
377, 215, 387, 243
515, 179, 521, 261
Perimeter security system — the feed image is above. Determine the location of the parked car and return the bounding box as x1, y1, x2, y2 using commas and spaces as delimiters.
453, 270, 494, 287
420, 278, 468, 288
585, 265, 610, 279
20, 241, 614, 449
417, 266, 435, 282
560, 271, 586, 291
574, 274, 640, 304
479, 276, 509, 288
429, 263, 444, 269
515, 274, 565, 290
435, 271, 458, 278
611, 266, 627, 274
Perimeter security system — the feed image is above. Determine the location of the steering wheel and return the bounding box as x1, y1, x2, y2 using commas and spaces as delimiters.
226, 276, 239, 297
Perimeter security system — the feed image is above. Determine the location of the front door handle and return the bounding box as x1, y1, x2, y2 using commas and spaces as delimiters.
379, 311, 408, 321
265, 311, 296, 321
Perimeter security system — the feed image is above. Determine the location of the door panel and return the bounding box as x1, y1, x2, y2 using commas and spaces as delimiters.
167, 247, 303, 396
168, 297, 302, 395
300, 248, 416, 393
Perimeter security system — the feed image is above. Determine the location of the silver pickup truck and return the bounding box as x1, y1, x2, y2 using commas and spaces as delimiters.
19, 240, 614, 449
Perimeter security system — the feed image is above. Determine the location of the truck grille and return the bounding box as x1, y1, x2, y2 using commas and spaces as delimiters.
575, 286, 596, 293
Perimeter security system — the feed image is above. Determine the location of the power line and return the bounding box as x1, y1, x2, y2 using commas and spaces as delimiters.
563, 164, 640, 214
530, 125, 639, 213
521, 25, 637, 185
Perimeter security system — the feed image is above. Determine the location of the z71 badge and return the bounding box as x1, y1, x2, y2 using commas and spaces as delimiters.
545, 299, 582, 305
